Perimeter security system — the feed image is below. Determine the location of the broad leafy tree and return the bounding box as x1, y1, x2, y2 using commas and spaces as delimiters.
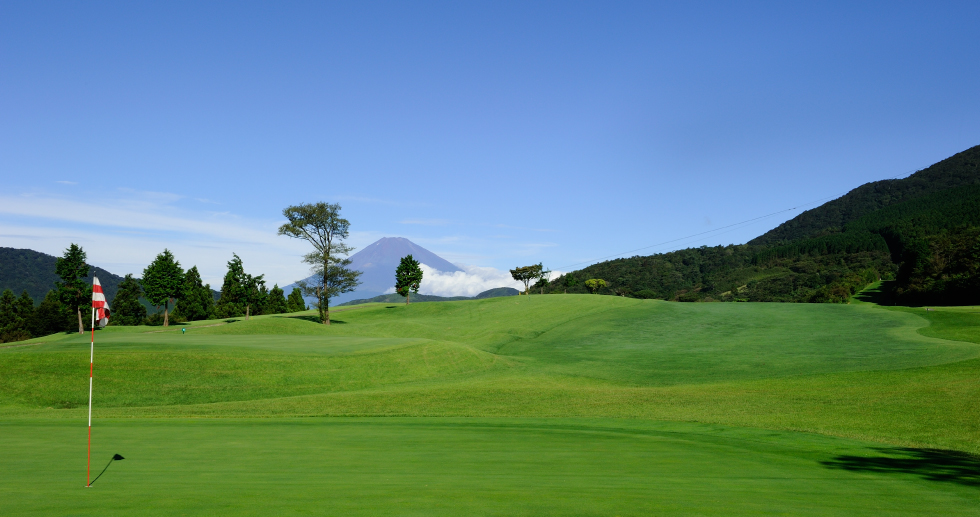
286, 287, 306, 312
395, 255, 424, 304
585, 278, 607, 294
111, 274, 147, 326
55, 243, 91, 333
509, 264, 543, 295
298, 255, 360, 324
266, 285, 288, 314
562, 275, 579, 294
278, 202, 362, 324
176, 266, 216, 321
142, 249, 184, 327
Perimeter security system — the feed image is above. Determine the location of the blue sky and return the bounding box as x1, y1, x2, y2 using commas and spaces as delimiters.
2, 1, 979, 290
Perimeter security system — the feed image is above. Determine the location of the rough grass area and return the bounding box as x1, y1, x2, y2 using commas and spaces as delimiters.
2, 295, 978, 514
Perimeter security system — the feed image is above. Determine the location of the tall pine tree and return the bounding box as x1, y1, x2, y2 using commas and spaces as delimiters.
175, 266, 215, 321
266, 284, 288, 314
286, 287, 306, 312
55, 243, 91, 333
142, 249, 184, 327
111, 274, 147, 326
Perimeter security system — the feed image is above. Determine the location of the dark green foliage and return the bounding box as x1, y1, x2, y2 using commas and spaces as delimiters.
54, 243, 92, 333
266, 285, 288, 315
0, 247, 125, 304
142, 249, 184, 327
216, 254, 248, 318
111, 274, 147, 326
29, 290, 70, 337
0, 289, 34, 342
510, 264, 543, 295
395, 255, 424, 304
215, 254, 266, 319
751, 145, 980, 245
754, 233, 890, 265
286, 288, 306, 312
891, 226, 980, 305
173, 266, 215, 321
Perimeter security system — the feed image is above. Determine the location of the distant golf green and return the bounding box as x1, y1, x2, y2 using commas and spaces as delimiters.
2, 295, 978, 514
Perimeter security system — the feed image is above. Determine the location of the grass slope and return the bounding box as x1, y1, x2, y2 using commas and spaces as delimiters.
2, 295, 978, 514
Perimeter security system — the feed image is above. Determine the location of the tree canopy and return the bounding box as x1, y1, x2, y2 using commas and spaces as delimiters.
142, 249, 184, 327
395, 255, 424, 304
278, 202, 361, 324
111, 274, 147, 326
54, 243, 91, 333
175, 266, 215, 322
509, 264, 543, 295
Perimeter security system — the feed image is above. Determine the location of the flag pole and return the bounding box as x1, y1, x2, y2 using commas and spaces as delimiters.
87, 306, 95, 487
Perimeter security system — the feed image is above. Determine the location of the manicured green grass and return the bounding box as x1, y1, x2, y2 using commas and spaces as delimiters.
2, 418, 978, 516
2, 295, 978, 514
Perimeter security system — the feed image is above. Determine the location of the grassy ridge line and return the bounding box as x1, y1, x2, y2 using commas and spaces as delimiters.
27, 355, 974, 453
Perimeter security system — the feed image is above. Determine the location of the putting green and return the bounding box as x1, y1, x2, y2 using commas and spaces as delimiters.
2, 418, 977, 516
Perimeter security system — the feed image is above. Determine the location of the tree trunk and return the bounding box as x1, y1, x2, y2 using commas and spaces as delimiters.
163, 307, 169, 327
324, 298, 330, 325
246, 305, 250, 321
77, 308, 84, 334
406, 291, 410, 305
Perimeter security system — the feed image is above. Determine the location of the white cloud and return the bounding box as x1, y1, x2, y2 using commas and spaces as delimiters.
415, 263, 562, 297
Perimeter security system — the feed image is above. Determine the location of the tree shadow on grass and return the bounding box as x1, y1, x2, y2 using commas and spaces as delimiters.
853, 280, 895, 305
822, 448, 980, 487
282, 314, 347, 324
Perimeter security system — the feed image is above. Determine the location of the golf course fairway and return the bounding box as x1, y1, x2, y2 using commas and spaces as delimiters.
2, 295, 978, 515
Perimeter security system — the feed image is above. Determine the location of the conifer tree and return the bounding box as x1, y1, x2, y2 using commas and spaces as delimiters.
267, 285, 288, 314
175, 266, 215, 321
142, 249, 184, 327
111, 274, 147, 326
55, 243, 91, 333
30, 290, 68, 337
216, 254, 247, 318
286, 287, 306, 312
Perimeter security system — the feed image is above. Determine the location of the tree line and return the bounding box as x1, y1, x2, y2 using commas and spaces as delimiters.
0, 244, 308, 344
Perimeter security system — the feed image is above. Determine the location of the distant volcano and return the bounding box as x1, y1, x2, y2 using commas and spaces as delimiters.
285, 237, 462, 304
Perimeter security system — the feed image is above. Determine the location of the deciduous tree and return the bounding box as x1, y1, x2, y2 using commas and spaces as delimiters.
55, 243, 91, 333
278, 202, 362, 324
395, 255, 424, 304
585, 278, 606, 294
142, 249, 184, 327
509, 264, 543, 295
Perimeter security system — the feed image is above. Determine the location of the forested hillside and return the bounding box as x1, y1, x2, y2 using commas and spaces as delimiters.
0, 247, 126, 303
551, 145, 980, 305
749, 145, 980, 245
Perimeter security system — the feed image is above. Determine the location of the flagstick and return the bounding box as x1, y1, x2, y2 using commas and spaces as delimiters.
87, 307, 95, 487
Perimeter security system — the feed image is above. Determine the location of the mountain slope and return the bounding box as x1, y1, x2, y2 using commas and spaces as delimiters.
338, 287, 519, 306
0, 247, 126, 303
553, 144, 980, 305
287, 237, 463, 303
750, 145, 980, 245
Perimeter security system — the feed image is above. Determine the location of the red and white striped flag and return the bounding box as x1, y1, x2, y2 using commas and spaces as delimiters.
92, 277, 110, 327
